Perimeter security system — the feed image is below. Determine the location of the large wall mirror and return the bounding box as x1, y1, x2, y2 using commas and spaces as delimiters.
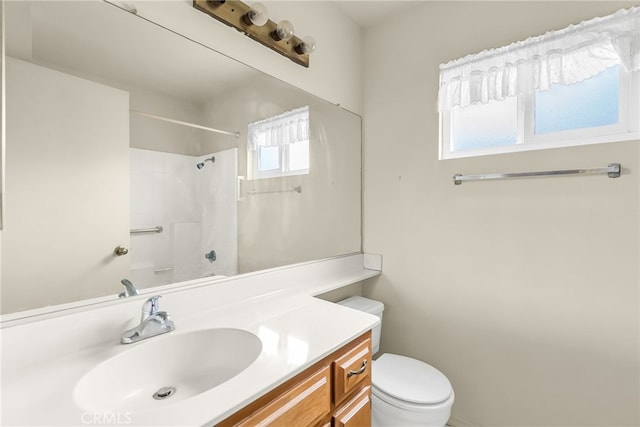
1, 0, 361, 314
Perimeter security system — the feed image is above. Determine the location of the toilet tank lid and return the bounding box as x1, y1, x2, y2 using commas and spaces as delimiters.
337, 296, 384, 315
373, 353, 452, 405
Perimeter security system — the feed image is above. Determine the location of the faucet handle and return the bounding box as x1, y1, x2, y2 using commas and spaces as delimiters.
142, 295, 162, 318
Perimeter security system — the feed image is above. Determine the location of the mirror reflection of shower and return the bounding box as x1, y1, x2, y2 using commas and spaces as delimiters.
129, 148, 238, 289
196, 156, 216, 170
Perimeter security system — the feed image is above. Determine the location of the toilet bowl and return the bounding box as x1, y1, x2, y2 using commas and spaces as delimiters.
337, 296, 454, 427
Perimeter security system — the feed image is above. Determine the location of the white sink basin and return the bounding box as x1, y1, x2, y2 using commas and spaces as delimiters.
74, 328, 262, 413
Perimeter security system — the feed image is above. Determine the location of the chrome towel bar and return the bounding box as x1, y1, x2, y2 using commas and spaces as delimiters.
130, 226, 164, 234
247, 186, 302, 195
453, 163, 621, 185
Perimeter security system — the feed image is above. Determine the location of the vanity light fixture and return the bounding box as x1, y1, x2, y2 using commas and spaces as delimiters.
244, 2, 268, 26
192, 0, 315, 68
273, 20, 294, 42
295, 36, 316, 55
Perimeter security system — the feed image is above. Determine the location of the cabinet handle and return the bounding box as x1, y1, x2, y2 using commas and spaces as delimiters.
347, 360, 367, 377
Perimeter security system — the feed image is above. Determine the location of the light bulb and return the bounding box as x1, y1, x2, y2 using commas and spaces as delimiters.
273, 20, 295, 41
245, 2, 268, 26
295, 36, 316, 55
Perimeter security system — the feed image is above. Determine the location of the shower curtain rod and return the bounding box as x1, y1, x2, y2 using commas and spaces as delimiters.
130, 110, 240, 138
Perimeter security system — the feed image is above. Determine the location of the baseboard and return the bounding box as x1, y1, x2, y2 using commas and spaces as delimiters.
447, 415, 482, 427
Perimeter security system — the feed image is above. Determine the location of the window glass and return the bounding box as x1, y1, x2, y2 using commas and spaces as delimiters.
534, 65, 619, 134
288, 141, 309, 172
258, 146, 280, 172
452, 96, 518, 151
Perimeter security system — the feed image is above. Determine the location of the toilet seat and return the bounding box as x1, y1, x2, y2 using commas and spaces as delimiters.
372, 385, 455, 413
372, 354, 452, 406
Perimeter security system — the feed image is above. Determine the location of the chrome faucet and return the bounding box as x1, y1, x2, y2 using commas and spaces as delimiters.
118, 279, 140, 298
121, 296, 175, 344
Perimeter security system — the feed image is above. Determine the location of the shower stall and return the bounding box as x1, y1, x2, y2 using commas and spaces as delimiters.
129, 147, 238, 288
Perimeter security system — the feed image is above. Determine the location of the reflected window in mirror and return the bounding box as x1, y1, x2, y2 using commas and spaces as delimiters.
248, 106, 310, 179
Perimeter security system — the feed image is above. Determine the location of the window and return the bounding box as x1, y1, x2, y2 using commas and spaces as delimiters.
533, 66, 620, 135
450, 96, 518, 152
248, 106, 310, 179
439, 7, 640, 159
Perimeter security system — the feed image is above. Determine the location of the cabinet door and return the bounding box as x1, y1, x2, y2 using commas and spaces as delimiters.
235, 366, 331, 427
333, 337, 371, 405
333, 386, 371, 427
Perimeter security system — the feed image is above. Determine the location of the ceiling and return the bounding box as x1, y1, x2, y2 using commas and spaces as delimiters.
332, 1, 420, 28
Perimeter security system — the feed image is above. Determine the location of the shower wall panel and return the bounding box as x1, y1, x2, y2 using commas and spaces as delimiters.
129, 147, 237, 289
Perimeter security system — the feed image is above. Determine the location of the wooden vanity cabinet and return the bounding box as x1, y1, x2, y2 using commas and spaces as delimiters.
231, 366, 331, 427
217, 330, 372, 427
332, 386, 372, 427
333, 336, 372, 406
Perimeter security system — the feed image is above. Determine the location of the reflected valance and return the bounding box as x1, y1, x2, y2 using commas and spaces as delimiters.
248, 106, 310, 150
438, 7, 640, 110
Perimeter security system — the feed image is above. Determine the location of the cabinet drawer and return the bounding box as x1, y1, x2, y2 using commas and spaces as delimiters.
333, 338, 371, 405
235, 366, 331, 427
333, 386, 371, 427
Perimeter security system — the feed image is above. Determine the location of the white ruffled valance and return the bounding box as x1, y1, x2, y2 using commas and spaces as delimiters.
438, 6, 640, 110
248, 106, 309, 150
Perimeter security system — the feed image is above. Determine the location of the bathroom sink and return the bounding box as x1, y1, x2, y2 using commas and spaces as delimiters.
74, 328, 262, 412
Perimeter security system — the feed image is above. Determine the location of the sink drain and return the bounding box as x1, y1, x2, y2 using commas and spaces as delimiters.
153, 386, 176, 400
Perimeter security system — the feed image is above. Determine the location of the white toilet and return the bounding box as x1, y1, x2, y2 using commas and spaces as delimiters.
337, 296, 454, 427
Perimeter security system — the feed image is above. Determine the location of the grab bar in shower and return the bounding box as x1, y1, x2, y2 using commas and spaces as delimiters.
453, 163, 621, 185
130, 226, 164, 234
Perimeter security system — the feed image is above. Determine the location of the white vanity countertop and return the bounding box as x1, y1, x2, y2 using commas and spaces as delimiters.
0, 254, 381, 426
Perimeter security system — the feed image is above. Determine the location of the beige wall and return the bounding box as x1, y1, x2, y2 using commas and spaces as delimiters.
362, 2, 639, 426
128, 87, 209, 156
202, 78, 362, 274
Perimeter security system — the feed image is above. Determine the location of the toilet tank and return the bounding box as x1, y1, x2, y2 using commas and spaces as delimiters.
337, 296, 384, 354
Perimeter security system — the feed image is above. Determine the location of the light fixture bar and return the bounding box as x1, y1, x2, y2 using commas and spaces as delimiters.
192, 0, 310, 68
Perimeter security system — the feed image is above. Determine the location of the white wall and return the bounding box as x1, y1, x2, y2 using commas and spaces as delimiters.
362, 2, 639, 426
120, 0, 363, 114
